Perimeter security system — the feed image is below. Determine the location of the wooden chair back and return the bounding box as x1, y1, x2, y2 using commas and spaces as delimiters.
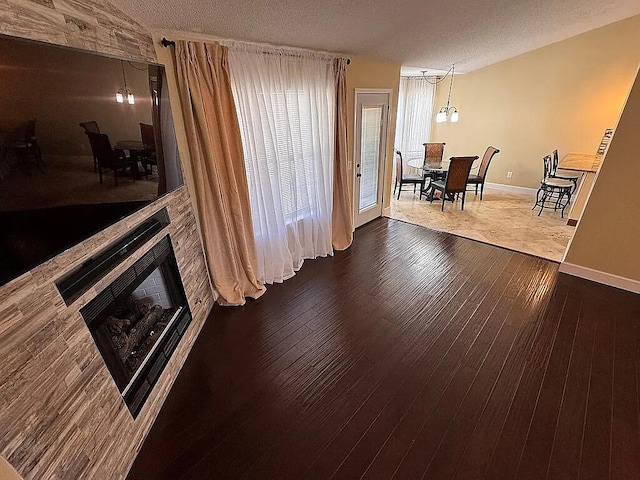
87, 133, 118, 168
445, 156, 478, 193
395, 150, 404, 180
423, 142, 446, 168
477, 146, 500, 180
79, 121, 100, 134
139, 123, 156, 151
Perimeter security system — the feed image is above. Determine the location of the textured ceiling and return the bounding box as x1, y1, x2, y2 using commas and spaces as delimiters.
109, 0, 640, 72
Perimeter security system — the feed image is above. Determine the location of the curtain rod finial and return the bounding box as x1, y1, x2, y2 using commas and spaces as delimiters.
160, 38, 175, 48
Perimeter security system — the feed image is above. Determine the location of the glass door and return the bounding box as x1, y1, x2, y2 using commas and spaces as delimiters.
354, 91, 390, 228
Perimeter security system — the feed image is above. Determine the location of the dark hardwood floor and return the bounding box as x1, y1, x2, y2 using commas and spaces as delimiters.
127, 218, 640, 480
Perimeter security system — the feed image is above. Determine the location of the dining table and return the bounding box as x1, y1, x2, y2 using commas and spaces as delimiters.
558, 153, 603, 226
407, 157, 450, 200
114, 140, 151, 179
407, 157, 449, 172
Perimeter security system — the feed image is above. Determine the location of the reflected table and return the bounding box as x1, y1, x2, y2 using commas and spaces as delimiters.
114, 140, 151, 179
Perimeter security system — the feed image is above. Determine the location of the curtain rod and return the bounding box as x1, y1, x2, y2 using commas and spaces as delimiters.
159, 37, 350, 64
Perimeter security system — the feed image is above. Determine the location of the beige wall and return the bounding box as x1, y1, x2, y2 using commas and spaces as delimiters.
346, 57, 401, 211
0, 456, 22, 480
0, 36, 152, 157
563, 66, 640, 281
430, 14, 640, 189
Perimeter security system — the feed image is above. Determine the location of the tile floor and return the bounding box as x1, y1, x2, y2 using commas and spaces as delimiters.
388, 186, 576, 261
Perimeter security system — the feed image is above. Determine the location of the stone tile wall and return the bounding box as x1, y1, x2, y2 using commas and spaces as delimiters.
0, 2, 216, 479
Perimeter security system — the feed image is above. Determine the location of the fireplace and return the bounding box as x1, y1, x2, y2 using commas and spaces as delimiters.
80, 235, 192, 417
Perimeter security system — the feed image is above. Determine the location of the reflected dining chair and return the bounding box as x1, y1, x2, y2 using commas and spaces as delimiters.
427, 156, 478, 211
466, 146, 500, 200
87, 132, 136, 186
139, 123, 158, 179
79, 121, 101, 172
12, 119, 44, 172
394, 150, 425, 199
532, 155, 573, 217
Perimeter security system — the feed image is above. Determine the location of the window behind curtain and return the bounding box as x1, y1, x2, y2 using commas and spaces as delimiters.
228, 48, 335, 284
395, 77, 436, 163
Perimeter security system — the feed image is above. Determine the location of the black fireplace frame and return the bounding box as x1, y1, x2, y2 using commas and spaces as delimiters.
80, 235, 192, 417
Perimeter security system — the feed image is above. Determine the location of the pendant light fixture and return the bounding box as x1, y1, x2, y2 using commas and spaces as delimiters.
435, 64, 458, 123
115, 61, 135, 105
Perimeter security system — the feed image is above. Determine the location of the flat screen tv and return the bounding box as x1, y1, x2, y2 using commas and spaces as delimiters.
0, 35, 184, 286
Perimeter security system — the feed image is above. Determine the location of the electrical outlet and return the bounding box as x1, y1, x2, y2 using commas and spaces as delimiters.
506, 171, 513, 179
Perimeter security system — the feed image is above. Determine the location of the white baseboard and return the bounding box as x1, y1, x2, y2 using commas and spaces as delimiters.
485, 182, 538, 196
559, 262, 640, 294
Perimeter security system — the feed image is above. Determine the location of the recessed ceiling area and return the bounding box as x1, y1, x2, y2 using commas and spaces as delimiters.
399, 66, 452, 77
110, 0, 640, 72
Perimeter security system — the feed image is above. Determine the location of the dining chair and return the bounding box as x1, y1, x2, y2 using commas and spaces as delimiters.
139, 123, 158, 179
550, 149, 580, 191
79, 121, 100, 134
420, 142, 446, 199
532, 155, 573, 217
11, 119, 44, 172
423, 142, 446, 168
428, 156, 478, 211
394, 150, 425, 199
87, 132, 136, 186
466, 146, 500, 200
79, 121, 101, 172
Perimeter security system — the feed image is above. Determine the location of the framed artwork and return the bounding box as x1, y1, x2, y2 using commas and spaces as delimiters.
597, 128, 614, 155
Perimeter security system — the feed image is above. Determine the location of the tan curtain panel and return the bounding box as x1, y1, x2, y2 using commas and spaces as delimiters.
332, 58, 353, 250
174, 40, 265, 306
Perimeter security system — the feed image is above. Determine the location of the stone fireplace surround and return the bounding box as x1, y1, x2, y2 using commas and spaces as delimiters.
0, 2, 217, 479
0, 187, 215, 479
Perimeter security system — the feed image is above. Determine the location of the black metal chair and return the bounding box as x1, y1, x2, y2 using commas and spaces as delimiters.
394, 150, 425, 199
533, 155, 573, 217
427, 156, 478, 211
86, 132, 136, 186
550, 149, 580, 192
466, 146, 500, 200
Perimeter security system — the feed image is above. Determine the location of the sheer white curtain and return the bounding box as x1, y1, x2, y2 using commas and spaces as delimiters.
228, 45, 336, 284
395, 77, 436, 162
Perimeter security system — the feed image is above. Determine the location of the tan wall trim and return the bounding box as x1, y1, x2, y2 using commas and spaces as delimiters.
484, 182, 538, 197
559, 262, 640, 294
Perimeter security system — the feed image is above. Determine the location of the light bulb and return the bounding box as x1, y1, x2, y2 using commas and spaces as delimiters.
450, 110, 459, 123
116, 92, 124, 103
127, 93, 135, 105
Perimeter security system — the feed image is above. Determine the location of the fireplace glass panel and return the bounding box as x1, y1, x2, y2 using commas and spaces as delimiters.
80, 235, 192, 417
